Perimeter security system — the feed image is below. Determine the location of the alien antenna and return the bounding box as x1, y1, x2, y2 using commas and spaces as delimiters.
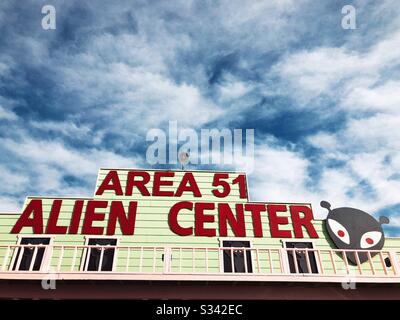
379, 216, 390, 225
320, 201, 332, 212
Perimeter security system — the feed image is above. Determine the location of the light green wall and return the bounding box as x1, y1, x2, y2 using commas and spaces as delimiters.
0, 168, 399, 275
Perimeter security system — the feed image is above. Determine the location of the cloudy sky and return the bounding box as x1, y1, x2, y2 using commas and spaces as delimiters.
0, 1, 399, 234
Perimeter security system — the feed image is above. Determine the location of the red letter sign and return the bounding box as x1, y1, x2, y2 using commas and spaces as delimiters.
153, 172, 175, 196
195, 202, 216, 237
107, 201, 137, 235
218, 203, 246, 237
244, 203, 266, 237
169, 201, 193, 236
175, 172, 202, 197
212, 173, 231, 198
82, 200, 108, 235
46, 200, 67, 234
267, 204, 292, 238
290, 205, 318, 238
125, 171, 151, 196
95, 171, 123, 196
11, 199, 44, 234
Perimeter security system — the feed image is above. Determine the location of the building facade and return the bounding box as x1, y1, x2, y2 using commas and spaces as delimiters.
0, 168, 399, 299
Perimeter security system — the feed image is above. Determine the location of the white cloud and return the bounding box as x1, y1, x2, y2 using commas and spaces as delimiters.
0, 195, 22, 213
272, 31, 400, 105
217, 74, 254, 102
243, 139, 314, 202
0, 105, 17, 121
0, 0, 399, 226
30, 120, 91, 136
308, 113, 400, 154
346, 114, 400, 150
60, 61, 223, 131
247, 134, 400, 219
266, 26, 400, 220
388, 216, 400, 227
0, 135, 138, 178
273, 47, 361, 97
0, 134, 144, 211
0, 165, 29, 193
342, 81, 400, 113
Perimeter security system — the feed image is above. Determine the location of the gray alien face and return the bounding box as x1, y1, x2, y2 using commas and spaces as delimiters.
321, 201, 389, 265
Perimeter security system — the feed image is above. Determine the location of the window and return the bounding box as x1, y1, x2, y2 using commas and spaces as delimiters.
385, 257, 392, 268
12, 237, 51, 271
82, 238, 117, 271
221, 240, 253, 273
285, 241, 319, 274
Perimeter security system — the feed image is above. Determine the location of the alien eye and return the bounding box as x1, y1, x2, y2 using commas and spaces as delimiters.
327, 219, 350, 245
360, 231, 382, 249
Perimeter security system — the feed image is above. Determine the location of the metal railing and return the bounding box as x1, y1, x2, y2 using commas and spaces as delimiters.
0, 244, 399, 281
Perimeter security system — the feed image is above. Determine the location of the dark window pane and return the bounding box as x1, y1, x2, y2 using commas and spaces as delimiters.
84, 238, 117, 271
286, 242, 319, 274
13, 238, 50, 271
222, 241, 252, 273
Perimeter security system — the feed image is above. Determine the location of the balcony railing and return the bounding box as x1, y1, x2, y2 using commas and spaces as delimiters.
0, 244, 399, 283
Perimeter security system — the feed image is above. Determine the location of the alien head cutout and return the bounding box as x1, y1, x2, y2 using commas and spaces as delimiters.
321, 201, 390, 265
